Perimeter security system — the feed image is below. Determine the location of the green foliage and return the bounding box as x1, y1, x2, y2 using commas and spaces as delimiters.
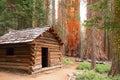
15, 0, 33, 29
76, 62, 91, 70
76, 70, 120, 80
83, 0, 113, 30
62, 58, 74, 65
95, 64, 110, 73
32, 0, 46, 26
0, 0, 46, 35
112, 76, 120, 80
76, 70, 105, 80
76, 62, 110, 73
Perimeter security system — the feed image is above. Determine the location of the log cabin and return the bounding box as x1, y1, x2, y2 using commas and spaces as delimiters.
0, 27, 63, 74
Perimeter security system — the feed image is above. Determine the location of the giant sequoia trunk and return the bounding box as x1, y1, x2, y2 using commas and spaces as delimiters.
108, 0, 120, 76
85, 0, 107, 60
58, 0, 81, 56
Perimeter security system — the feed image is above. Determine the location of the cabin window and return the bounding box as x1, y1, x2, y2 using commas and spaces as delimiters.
6, 48, 14, 56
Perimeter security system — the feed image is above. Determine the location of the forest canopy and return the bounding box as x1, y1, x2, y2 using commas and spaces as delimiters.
0, 0, 46, 36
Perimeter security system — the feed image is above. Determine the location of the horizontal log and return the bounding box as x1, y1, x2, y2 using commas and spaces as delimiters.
0, 49, 6, 53
40, 36, 58, 42
14, 53, 31, 55
50, 56, 61, 59
31, 65, 62, 74
49, 49, 60, 52
36, 43, 59, 47
50, 52, 61, 55
34, 48, 60, 52
49, 46, 60, 49
31, 64, 42, 71
34, 58, 41, 64
34, 49, 41, 52
35, 54, 41, 58
15, 50, 31, 53
34, 62, 41, 66
34, 47, 41, 50
0, 62, 30, 66
0, 59, 33, 65
50, 58, 61, 62
35, 39, 58, 44
0, 55, 32, 58
34, 46, 60, 50
0, 58, 30, 61
50, 63, 62, 66
0, 65, 30, 71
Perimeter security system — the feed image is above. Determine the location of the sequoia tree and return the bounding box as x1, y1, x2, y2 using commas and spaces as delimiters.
86, 0, 107, 61
58, 0, 81, 56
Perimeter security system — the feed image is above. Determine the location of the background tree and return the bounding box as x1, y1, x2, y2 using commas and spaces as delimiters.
85, 0, 108, 62
108, 0, 120, 76
58, 0, 81, 57
85, 0, 120, 76
0, 0, 46, 36
0, 0, 15, 35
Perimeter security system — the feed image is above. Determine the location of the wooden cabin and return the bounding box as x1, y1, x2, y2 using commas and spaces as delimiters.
0, 27, 63, 74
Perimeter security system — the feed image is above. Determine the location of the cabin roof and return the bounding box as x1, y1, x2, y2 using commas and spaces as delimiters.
0, 26, 62, 44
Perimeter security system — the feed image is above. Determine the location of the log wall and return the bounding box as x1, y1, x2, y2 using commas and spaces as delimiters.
31, 31, 62, 73
0, 44, 33, 72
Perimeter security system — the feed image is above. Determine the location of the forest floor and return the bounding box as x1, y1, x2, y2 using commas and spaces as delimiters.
0, 57, 79, 80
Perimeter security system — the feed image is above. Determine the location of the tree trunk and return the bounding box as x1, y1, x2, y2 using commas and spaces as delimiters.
108, 0, 120, 76
58, 0, 81, 57
91, 28, 96, 69
52, 0, 56, 26
32, 0, 37, 27
7, 0, 18, 30
67, 0, 81, 56
85, 0, 107, 61
44, 0, 52, 25
108, 30, 120, 76
61, 0, 66, 55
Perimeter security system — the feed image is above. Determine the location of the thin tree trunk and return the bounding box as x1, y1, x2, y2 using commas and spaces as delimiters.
52, 0, 56, 26
32, 0, 37, 27
45, 0, 52, 25
61, 0, 66, 55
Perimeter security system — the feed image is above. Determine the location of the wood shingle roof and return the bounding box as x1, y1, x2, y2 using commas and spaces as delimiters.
0, 27, 50, 44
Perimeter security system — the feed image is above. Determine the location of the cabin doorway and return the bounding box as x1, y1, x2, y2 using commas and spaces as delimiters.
42, 47, 48, 68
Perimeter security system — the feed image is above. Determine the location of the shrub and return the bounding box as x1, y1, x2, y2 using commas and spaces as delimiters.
111, 76, 120, 80
62, 58, 74, 65
76, 70, 120, 80
95, 64, 110, 73
76, 62, 91, 70
76, 62, 110, 73
76, 70, 106, 80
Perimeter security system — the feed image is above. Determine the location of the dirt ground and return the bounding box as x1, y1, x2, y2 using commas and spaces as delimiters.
0, 58, 79, 80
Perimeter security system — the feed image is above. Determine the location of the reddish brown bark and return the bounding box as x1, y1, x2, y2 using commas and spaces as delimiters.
58, 0, 81, 56
85, 0, 107, 60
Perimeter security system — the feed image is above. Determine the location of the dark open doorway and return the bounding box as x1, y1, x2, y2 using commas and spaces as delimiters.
42, 47, 48, 68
